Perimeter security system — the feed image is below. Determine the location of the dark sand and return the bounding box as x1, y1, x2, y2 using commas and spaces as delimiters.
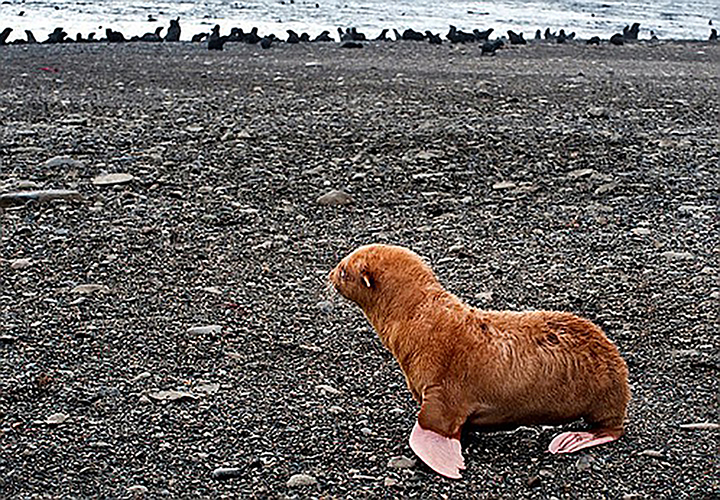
1, 40, 718, 498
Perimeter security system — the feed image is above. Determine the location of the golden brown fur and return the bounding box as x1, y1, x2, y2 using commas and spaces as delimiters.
330, 244, 630, 439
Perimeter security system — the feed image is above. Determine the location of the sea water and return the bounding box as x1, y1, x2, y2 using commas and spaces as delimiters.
0, 0, 717, 42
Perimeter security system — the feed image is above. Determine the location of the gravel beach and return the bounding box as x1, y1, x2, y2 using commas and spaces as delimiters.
1, 40, 718, 499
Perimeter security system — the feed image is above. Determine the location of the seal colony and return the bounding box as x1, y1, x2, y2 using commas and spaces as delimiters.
330, 244, 630, 479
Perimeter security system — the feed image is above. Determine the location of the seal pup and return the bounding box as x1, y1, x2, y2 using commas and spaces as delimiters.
313, 30, 333, 42
330, 244, 630, 479
208, 25, 228, 50
374, 28, 389, 41
507, 30, 526, 45
165, 18, 181, 42
0, 28, 11, 45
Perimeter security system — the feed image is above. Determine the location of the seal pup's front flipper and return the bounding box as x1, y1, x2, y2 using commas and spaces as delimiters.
548, 429, 621, 454
408, 392, 466, 479
409, 421, 465, 479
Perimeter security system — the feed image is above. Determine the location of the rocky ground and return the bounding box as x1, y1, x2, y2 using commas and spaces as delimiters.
0, 39, 718, 499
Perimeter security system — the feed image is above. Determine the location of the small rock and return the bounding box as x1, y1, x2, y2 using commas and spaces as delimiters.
130, 371, 152, 382
317, 300, 333, 314
622, 494, 642, 500
527, 475, 541, 488
127, 485, 148, 495
661, 251, 694, 261
575, 455, 593, 471
631, 227, 652, 236
187, 325, 223, 335
679, 422, 719, 431
492, 181, 516, 190
146, 390, 198, 402
10, 258, 32, 270
201, 286, 222, 295
92, 173, 135, 186
387, 456, 416, 469
594, 182, 618, 195
317, 189, 354, 206
212, 467, 244, 480
384, 477, 398, 487
0, 189, 82, 208
287, 473, 317, 487
44, 156, 84, 169
46, 412, 69, 426
71, 284, 109, 294
568, 168, 595, 179
639, 449, 665, 459
316, 384, 342, 395
196, 383, 220, 395
588, 107, 609, 118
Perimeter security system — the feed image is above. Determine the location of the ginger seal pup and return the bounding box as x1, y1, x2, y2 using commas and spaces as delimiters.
329, 244, 630, 479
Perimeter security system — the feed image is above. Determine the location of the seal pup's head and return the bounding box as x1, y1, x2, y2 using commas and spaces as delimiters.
329, 244, 440, 314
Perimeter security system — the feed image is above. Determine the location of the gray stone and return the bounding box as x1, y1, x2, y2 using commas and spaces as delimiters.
588, 107, 609, 118
387, 456, 416, 469
661, 251, 694, 261
212, 467, 244, 480
187, 325, 223, 335
44, 156, 84, 169
71, 284, 109, 294
0, 189, 82, 208
317, 189, 353, 206
492, 181, 516, 190
384, 477, 398, 487
92, 173, 135, 186
679, 422, 719, 431
316, 384, 342, 395
287, 473, 317, 487
146, 390, 198, 402
46, 412, 69, 426
127, 485, 148, 495
9, 258, 32, 270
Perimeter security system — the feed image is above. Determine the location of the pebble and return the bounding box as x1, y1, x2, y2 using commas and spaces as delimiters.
127, 485, 148, 495
186, 325, 223, 335
588, 106, 609, 118
316, 384, 342, 395
639, 449, 665, 459
45, 412, 69, 426
9, 258, 32, 270
212, 467, 244, 480
622, 494, 642, 500
661, 251, 694, 261
492, 181, 516, 190
384, 477, 398, 487
631, 227, 652, 236
44, 156, 84, 169
287, 473, 317, 487
317, 189, 353, 206
317, 300, 333, 314
387, 456, 416, 469
679, 422, 719, 431
195, 383, 220, 395
0, 189, 82, 208
575, 455, 593, 471
527, 475, 541, 488
71, 284, 109, 294
92, 173, 135, 186
146, 390, 198, 402
568, 168, 595, 179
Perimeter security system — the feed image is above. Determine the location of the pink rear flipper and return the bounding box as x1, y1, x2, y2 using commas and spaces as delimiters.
409, 420, 465, 479
548, 431, 619, 454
